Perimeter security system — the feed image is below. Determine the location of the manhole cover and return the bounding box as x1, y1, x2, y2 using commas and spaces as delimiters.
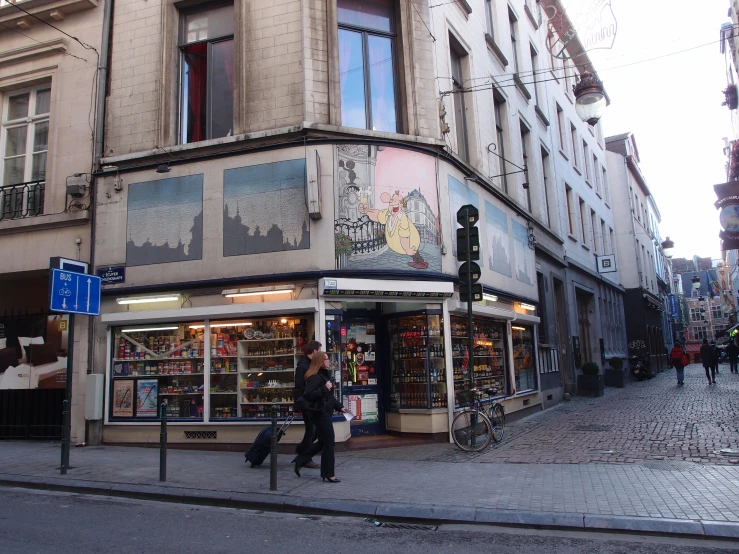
716, 449, 739, 456
574, 425, 613, 432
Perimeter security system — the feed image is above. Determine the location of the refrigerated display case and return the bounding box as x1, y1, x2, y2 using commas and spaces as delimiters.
451, 315, 507, 407
512, 325, 536, 393
388, 311, 447, 410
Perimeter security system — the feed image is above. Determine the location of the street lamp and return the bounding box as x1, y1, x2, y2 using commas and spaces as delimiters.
692, 275, 701, 290
660, 237, 675, 259
573, 71, 607, 126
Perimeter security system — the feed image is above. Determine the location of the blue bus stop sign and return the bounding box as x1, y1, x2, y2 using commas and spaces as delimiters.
49, 269, 102, 316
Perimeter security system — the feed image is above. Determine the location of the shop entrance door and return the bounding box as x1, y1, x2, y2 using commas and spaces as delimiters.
342, 311, 385, 436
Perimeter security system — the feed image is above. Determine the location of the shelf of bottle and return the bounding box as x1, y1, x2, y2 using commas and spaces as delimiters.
393, 356, 445, 360
212, 355, 238, 359
239, 354, 294, 359
210, 371, 238, 375
210, 391, 237, 395
160, 392, 204, 396
394, 335, 443, 340
239, 368, 295, 373
451, 336, 503, 341
452, 355, 503, 359
454, 376, 503, 381
112, 373, 204, 378
241, 386, 293, 391
240, 402, 293, 405
113, 357, 204, 362
239, 338, 296, 342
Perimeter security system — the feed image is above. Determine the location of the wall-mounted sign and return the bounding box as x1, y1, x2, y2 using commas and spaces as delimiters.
668, 294, 679, 319
96, 266, 126, 285
543, 0, 617, 60
714, 181, 739, 250
596, 255, 617, 274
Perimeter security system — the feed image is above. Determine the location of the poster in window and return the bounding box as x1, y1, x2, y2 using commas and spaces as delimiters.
113, 380, 134, 417
136, 380, 158, 417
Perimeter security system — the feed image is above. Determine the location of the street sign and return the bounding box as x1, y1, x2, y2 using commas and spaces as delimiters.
459, 283, 483, 303
50, 256, 88, 274
97, 265, 126, 285
50, 269, 102, 316
458, 261, 481, 283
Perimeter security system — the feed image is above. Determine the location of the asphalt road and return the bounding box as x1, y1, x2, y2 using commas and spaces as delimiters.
1, 488, 737, 554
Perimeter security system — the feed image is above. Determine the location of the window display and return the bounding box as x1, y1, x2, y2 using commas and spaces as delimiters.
512, 325, 536, 392
109, 315, 311, 421
389, 312, 447, 410
451, 316, 507, 407
111, 324, 205, 419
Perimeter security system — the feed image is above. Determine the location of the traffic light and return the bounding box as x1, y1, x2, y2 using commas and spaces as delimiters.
456, 204, 482, 303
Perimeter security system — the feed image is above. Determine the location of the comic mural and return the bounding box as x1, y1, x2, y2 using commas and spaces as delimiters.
335, 145, 441, 272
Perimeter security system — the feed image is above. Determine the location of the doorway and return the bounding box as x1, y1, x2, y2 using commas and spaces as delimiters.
552, 277, 571, 391
576, 289, 593, 365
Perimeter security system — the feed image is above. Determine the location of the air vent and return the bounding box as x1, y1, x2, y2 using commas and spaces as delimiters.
184, 431, 217, 439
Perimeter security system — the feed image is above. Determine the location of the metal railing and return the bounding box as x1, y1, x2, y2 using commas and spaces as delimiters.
335, 216, 387, 255
0, 180, 45, 221
538, 344, 560, 373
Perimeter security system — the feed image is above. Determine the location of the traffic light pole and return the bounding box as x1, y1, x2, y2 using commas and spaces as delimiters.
464, 210, 475, 394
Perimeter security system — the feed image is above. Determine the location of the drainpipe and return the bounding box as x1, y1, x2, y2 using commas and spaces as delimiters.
86, 0, 114, 445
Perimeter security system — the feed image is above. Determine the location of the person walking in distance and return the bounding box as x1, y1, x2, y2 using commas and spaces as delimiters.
292, 340, 322, 471
728, 338, 739, 373
297, 352, 347, 482
710, 340, 720, 374
669, 343, 689, 386
700, 338, 716, 384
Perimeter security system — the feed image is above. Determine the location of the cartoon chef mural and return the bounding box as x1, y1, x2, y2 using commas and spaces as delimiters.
359, 191, 428, 269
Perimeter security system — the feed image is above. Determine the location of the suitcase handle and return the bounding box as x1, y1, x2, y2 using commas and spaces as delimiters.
278, 413, 296, 434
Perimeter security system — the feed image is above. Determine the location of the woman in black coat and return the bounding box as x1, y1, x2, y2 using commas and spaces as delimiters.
297, 352, 346, 482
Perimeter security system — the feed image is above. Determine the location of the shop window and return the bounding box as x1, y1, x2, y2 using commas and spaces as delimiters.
451, 315, 507, 406
337, 0, 398, 132
179, 4, 234, 144
109, 316, 311, 421
388, 312, 445, 409
512, 325, 536, 392
1, 85, 49, 220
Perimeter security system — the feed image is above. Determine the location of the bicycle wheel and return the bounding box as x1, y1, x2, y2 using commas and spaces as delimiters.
452, 409, 493, 452
488, 403, 505, 443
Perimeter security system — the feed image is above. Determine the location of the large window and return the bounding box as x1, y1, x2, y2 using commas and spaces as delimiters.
540, 146, 551, 227
180, 4, 234, 144
485, 0, 496, 39
555, 104, 566, 152
565, 184, 574, 235
692, 326, 707, 341
1, 85, 49, 219
570, 124, 579, 168
579, 198, 587, 245
450, 40, 469, 162
512, 325, 536, 393
338, 0, 398, 133
711, 305, 723, 319
520, 121, 531, 211
493, 90, 508, 192
509, 9, 520, 73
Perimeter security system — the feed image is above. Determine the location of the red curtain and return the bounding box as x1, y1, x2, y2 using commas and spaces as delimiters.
184, 43, 208, 143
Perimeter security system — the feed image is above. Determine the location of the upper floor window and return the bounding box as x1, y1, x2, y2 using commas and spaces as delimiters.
485, 0, 496, 39
493, 90, 509, 192
450, 39, 469, 162
338, 0, 398, 133
180, 4, 234, 144
570, 124, 578, 168
2, 85, 50, 187
520, 121, 531, 211
509, 9, 520, 74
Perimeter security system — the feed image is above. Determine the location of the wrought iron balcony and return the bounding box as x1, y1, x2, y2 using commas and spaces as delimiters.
0, 180, 45, 221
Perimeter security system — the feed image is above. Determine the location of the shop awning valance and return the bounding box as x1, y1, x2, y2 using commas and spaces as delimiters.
319, 278, 454, 299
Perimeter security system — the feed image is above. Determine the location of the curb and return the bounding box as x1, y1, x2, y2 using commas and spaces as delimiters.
2, 474, 738, 540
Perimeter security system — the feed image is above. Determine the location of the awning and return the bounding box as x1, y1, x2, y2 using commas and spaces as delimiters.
319, 278, 454, 299
686, 344, 701, 353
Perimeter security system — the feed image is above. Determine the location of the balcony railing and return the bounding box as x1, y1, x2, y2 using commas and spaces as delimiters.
538, 344, 560, 373
0, 180, 45, 221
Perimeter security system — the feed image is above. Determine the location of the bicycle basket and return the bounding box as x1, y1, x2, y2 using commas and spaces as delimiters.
456, 390, 475, 408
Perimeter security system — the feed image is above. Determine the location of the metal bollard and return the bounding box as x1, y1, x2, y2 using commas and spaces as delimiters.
159, 402, 167, 482
269, 406, 278, 491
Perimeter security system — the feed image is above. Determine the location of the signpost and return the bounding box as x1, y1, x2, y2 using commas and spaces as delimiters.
49, 268, 101, 475
456, 204, 481, 394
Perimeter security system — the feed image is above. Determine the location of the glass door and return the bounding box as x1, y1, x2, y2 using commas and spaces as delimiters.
340, 311, 384, 436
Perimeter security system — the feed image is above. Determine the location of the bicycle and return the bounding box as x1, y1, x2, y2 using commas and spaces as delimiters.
451, 387, 506, 452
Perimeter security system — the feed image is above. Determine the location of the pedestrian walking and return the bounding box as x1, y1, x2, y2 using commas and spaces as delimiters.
669, 343, 689, 386
728, 338, 739, 373
295, 352, 347, 483
710, 340, 720, 374
292, 340, 322, 472
700, 338, 717, 384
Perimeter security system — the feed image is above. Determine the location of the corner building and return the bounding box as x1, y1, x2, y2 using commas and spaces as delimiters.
93, 0, 554, 447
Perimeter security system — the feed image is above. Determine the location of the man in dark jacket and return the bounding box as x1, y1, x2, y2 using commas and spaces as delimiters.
710, 340, 720, 374
700, 338, 716, 384
293, 340, 322, 469
727, 339, 739, 373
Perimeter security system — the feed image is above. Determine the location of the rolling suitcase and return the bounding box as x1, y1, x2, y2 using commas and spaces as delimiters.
245, 414, 295, 467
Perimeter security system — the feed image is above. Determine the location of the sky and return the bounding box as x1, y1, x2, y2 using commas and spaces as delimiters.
577, 0, 734, 260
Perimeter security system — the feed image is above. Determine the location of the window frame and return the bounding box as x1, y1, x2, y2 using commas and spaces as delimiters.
1, 83, 51, 187
178, 4, 235, 145
570, 124, 578, 169
540, 145, 551, 228
450, 40, 470, 162
509, 9, 520, 74
578, 197, 587, 246
519, 120, 532, 212
337, 0, 400, 133
565, 183, 574, 236
493, 89, 509, 193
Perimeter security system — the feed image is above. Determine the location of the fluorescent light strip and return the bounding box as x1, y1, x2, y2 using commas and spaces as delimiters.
224, 290, 292, 298
482, 294, 498, 302
117, 295, 180, 305
189, 322, 255, 329
511, 326, 527, 331
519, 303, 536, 311
121, 326, 179, 333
